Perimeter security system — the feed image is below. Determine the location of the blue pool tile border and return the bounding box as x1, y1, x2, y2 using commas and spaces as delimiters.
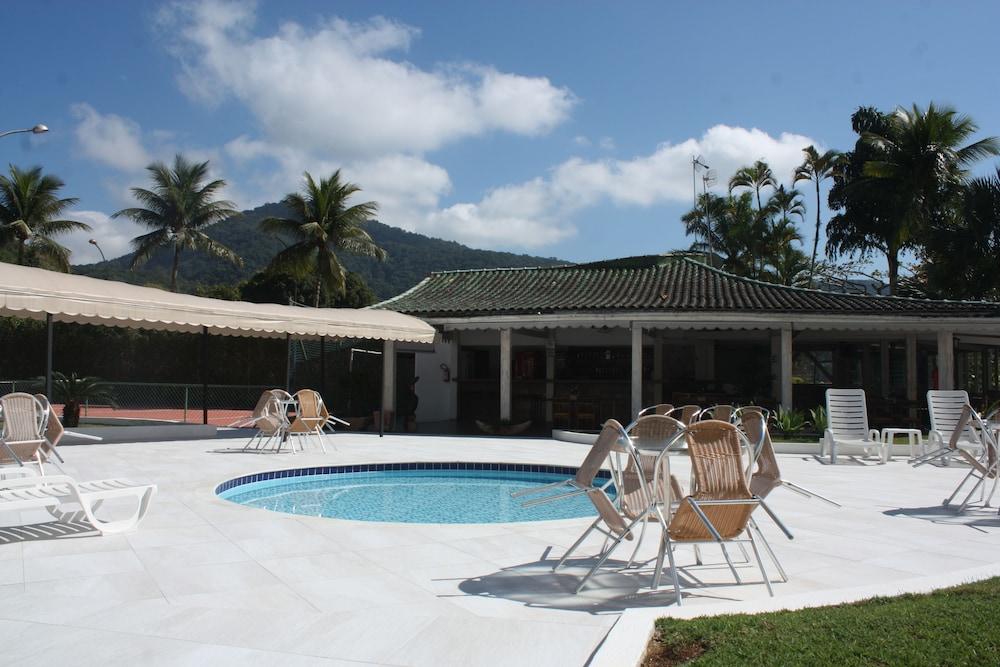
215, 462, 610, 495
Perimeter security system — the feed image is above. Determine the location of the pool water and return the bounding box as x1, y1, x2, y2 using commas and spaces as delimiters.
218, 466, 611, 523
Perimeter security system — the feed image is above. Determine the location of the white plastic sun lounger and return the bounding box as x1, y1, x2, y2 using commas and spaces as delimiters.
0, 475, 156, 535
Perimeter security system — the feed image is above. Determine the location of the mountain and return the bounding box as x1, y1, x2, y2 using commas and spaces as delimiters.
74, 203, 566, 299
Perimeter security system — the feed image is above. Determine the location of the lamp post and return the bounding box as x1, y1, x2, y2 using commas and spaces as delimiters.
88, 239, 107, 262
691, 156, 710, 259
0, 124, 48, 139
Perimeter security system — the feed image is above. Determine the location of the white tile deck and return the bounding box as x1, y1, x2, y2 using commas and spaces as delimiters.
1, 433, 999, 666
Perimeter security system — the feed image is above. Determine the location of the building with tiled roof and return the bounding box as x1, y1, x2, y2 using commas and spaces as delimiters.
374, 255, 1000, 433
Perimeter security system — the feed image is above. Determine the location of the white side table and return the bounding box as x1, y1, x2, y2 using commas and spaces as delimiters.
882, 428, 923, 460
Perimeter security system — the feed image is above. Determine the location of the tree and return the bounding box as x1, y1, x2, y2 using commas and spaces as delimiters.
683, 192, 766, 277
729, 160, 776, 210
114, 154, 242, 291
240, 270, 376, 308
793, 146, 839, 286
260, 170, 386, 307
766, 245, 811, 287
922, 167, 1000, 300
0, 165, 90, 271
830, 104, 999, 294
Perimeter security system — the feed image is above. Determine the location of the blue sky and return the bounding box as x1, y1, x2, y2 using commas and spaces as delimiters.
3, 0, 1000, 267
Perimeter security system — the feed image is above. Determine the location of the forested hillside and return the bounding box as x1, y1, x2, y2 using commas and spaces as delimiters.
74, 203, 565, 299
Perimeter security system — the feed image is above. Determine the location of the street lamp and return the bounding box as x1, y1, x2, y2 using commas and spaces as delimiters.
0, 124, 48, 139
88, 239, 107, 262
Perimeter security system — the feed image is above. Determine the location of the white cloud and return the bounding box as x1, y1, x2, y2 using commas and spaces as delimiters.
159, 0, 575, 158
71, 104, 152, 172
62, 210, 145, 265
417, 125, 821, 249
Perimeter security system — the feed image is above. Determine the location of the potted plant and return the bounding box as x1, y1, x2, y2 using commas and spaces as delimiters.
771, 406, 808, 440
44, 372, 115, 427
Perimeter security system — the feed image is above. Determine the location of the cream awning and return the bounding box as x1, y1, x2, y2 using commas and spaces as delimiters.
0, 263, 435, 343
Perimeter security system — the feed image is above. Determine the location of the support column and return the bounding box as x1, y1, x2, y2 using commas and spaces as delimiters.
906, 334, 918, 422
780, 326, 793, 410
631, 324, 643, 418
653, 334, 664, 404
905, 334, 918, 402
770, 331, 780, 402
499, 328, 512, 421
545, 331, 555, 424
937, 331, 954, 390
45, 313, 53, 399
381, 340, 396, 433
880, 340, 891, 398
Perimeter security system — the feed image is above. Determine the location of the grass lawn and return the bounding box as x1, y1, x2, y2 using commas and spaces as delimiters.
644, 577, 1000, 666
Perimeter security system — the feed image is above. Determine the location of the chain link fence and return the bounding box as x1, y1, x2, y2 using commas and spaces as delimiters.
0, 380, 270, 426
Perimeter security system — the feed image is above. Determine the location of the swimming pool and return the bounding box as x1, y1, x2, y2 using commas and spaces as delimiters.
216, 462, 612, 523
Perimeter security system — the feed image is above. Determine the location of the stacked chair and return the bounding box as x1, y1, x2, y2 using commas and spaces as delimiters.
913, 403, 1000, 512
527, 402, 797, 603
242, 388, 350, 454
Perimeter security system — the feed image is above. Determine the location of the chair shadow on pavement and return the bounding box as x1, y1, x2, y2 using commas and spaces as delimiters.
451, 556, 757, 614
0, 518, 97, 544
884, 505, 1000, 531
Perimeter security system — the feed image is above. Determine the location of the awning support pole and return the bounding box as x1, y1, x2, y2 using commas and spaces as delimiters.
201, 326, 208, 425
285, 333, 293, 392
45, 313, 53, 399
379, 340, 386, 438
320, 336, 327, 401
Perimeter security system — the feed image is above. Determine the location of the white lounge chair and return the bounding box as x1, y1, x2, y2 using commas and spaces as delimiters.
0, 475, 156, 535
821, 389, 887, 464
926, 390, 983, 462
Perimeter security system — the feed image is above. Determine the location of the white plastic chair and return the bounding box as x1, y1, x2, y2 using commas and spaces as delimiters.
821, 389, 886, 464
925, 390, 983, 463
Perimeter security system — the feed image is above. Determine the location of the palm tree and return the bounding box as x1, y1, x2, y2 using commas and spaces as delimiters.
828, 104, 999, 294
683, 192, 763, 277
766, 245, 811, 287
729, 160, 777, 210
922, 167, 1000, 300
260, 170, 386, 307
865, 102, 1000, 236
114, 155, 242, 292
0, 165, 90, 271
793, 146, 839, 287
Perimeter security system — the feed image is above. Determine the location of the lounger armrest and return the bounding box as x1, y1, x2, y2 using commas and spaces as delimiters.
869, 429, 881, 442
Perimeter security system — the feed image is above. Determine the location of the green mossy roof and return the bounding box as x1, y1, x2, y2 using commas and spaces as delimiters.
375, 256, 1000, 319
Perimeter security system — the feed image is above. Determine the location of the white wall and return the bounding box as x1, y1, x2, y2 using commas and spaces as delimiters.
415, 334, 458, 422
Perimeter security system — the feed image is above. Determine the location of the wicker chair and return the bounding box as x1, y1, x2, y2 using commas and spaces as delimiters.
289, 389, 330, 453
552, 419, 671, 592
618, 415, 687, 565
0, 392, 48, 473
666, 404, 701, 425
243, 390, 291, 452
655, 420, 792, 602
936, 404, 1000, 512
636, 403, 674, 418
34, 394, 67, 471
698, 404, 735, 423
514, 419, 621, 508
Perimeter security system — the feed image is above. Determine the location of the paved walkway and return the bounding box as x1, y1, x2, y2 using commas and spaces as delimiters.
1, 434, 997, 666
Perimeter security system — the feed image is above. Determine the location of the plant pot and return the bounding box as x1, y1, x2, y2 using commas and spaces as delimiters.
62, 401, 81, 428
